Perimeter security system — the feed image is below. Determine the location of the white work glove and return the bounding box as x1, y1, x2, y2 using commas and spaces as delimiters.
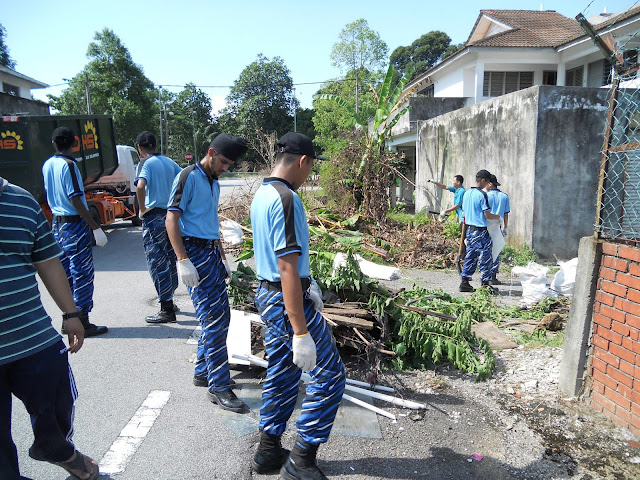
292, 333, 317, 371
92, 228, 108, 247
223, 258, 232, 277
178, 258, 200, 287
502, 227, 509, 237
439, 210, 446, 219
308, 278, 324, 312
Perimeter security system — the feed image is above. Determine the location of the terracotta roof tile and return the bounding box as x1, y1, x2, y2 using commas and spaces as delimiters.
467, 10, 584, 48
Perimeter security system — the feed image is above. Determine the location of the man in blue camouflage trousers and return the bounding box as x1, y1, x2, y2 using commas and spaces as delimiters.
251, 132, 346, 480
134, 131, 182, 324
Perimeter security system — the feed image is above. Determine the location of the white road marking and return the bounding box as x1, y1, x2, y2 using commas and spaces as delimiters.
99, 390, 171, 475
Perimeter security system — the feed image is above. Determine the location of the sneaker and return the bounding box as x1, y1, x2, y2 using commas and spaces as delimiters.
459, 280, 475, 293
145, 310, 177, 324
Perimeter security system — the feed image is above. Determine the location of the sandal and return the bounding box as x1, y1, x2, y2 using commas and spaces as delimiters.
52, 450, 99, 480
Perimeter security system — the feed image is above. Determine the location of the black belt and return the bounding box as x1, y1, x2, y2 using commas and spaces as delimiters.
55, 215, 82, 223
142, 208, 167, 218
467, 225, 487, 231
259, 278, 311, 292
183, 236, 220, 249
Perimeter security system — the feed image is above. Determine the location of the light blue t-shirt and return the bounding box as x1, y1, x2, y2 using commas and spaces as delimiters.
487, 189, 510, 219
462, 187, 490, 227
447, 186, 466, 221
250, 177, 310, 282
168, 163, 220, 239
136, 154, 182, 209
42, 155, 88, 216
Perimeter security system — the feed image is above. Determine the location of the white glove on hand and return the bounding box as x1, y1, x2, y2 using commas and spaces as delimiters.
223, 258, 232, 277
308, 278, 324, 312
292, 333, 317, 371
502, 227, 509, 237
92, 228, 108, 247
439, 210, 446, 220
178, 258, 200, 287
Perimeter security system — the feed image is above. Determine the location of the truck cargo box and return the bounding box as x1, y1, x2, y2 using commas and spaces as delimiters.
0, 114, 118, 203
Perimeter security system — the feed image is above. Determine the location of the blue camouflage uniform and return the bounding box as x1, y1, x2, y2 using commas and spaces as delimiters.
461, 187, 494, 283
168, 163, 232, 393
136, 154, 182, 304
42, 155, 95, 313
251, 177, 346, 445
487, 189, 511, 276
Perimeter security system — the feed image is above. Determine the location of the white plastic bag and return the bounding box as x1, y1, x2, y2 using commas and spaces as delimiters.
550, 258, 578, 296
487, 218, 505, 261
332, 253, 401, 281
512, 262, 557, 306
220, 220, 244, 246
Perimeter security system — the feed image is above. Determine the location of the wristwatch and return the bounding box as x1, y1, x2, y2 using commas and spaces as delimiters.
62, 311, 82, 321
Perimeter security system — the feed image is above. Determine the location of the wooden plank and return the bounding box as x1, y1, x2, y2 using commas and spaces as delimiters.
323, 312, 374, 330
362, 242, 390, 259
323, 307, 372, 317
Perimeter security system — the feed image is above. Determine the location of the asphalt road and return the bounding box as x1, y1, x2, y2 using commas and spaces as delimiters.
11, 216, 577, 480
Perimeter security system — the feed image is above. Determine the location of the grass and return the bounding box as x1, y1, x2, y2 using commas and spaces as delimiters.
514, 329, 565, 348
387, 208, 431, 227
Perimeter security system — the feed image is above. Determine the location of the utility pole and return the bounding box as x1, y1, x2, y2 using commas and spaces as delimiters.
293, 87, 297, 132
159, 86, 164, 155
84, 72, 92, 115
191, 111, 197, 160
164, 108, 169, 155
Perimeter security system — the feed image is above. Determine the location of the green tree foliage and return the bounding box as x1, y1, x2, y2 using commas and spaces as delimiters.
390, 31, 454, 81
166, 83, 215, 164
0, 24, 16, 69
220, 54, 298, 165
48, 29, 156, 146
330, 19, 388, 115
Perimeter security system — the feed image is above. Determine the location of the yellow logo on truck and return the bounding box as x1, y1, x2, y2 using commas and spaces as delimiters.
71, 121, 99, 153
0, 130, 24, 150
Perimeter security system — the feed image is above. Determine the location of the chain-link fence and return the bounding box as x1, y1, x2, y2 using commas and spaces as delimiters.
596, 38, 640, 241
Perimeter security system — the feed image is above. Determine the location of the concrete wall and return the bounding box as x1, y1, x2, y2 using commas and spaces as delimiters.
0, 92, 49, 116
391, 97, 468, 137
416, 85, 609, 258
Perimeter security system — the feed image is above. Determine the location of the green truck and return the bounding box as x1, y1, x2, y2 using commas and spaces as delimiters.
0, 114, 141, 225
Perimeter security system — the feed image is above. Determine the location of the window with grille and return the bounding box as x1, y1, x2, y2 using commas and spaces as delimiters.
2, 83, 19, 96
565, 66, 584, 86
482, 71, 534, 96
602, 60, 613, 86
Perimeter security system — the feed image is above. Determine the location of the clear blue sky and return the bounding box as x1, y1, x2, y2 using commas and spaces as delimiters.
3, 0, 637, 113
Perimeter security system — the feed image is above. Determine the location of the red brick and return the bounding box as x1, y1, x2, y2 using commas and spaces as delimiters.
600, 304, 627, 323
594, 346, 621, 368
592, 334, 610, 350
592, 390, 617, 413
632, 402, 640, 417
615, 405, 634, 424
630, 263, 640, 277
629, 326, 640, 342
602, 243, 619, 256
619, 245, 640, 262
604, 409, 630, 429
618, 382, 633, 400
604, 386, 632, 410
621, 336, 639, 353
592, 368, 617, 390
628, 288, 640, 304
603, 256, 629, 272
599, 266, 618, 282
596, 291, 616, 307
611, 320, 631, 337
617, 298, 640, 316
630, 424, 640, 438
627, 314, 640, 330
601, 280, 628, 298
608, 367, 635, 388
618, 273, 640, 291
599, 327, 624, 345
609, 343, 637, 364
591, 356, 609, 373
594, 312, 613, 328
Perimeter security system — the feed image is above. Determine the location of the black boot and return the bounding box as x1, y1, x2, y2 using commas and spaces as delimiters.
252, 430, 289, 474
481, 281, 499, 295
490, 274, 503, 285
146, 301, 177, 324
459, 279, 475, 293
280, 436, 327, 480
79, 312, 108, 337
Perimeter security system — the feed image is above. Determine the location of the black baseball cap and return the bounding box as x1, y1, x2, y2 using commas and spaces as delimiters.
490, 174, 501, 186
136, 131, 157, 148
276, 132, 327, 160
51, 127, 75, 144
476, 169, 492, 181
209, 133, 248, 162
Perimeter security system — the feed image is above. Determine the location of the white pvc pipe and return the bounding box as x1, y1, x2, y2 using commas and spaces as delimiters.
342, 394, 396, 420
346, 378, 395, 393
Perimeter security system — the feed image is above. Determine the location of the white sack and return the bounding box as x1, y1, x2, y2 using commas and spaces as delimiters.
487, 218, 505, 262
550, 257, 578, 296
220, 220, 244, 245
333, 252, 401, 281
512, 262, 557, 306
